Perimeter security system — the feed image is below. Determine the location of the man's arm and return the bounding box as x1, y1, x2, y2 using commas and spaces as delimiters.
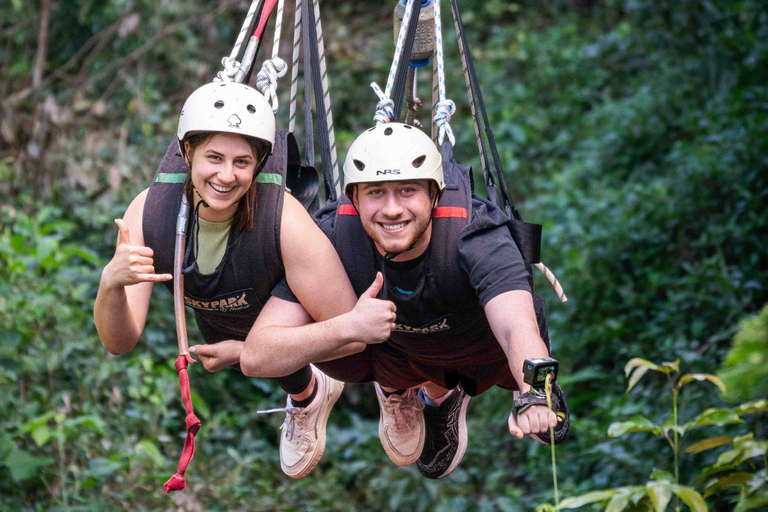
240, 194, 395, 378
484, 290, 558, 438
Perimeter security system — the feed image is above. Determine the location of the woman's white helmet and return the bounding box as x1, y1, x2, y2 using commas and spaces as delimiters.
177, 82, 276, 157
343, 123, 444, 201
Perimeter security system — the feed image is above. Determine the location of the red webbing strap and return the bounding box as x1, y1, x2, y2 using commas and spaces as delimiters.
433, 206, 468, 219
338, 204, 358, 215
163, 354, 201, 493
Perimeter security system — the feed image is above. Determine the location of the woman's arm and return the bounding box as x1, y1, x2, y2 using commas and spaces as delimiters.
94, 189, 172, 354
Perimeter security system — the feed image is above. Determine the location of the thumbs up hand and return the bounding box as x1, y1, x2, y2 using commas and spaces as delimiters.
102, 219, 173, 289
346, 272, 396, 345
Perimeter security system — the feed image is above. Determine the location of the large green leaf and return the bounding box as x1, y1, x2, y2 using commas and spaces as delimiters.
647, 481, 672, 512
670, 485, 708, 512
678, 373, 726, 393
606, 491, 633, 512
557, 490, 620, 509
3, 450, 55, 482
685, 436, 733, 454
681, 408, 742, 433
608, 417, 663, 437
703, 472, 754, 498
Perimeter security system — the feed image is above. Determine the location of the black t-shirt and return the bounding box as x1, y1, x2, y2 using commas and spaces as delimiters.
272, 195, 531, 319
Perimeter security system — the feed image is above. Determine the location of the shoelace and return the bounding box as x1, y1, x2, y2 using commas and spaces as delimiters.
384, 391, 425, 431
257, 407, 309, 445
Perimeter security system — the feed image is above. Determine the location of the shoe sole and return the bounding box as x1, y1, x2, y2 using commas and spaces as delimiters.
282, 374, 344, 479
434, 392, 470, 479
376, 387, 426, 466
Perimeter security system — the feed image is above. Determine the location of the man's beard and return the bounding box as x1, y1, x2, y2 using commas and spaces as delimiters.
368, 215, 432, 256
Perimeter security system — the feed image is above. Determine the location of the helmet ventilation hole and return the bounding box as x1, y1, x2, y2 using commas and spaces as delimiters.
403, 125, 412, 129
412, 155, 427, 168
247, 104, 256, 114
353, 159, 366, 171
214, 100, 225, 109
384, 127, 393, 136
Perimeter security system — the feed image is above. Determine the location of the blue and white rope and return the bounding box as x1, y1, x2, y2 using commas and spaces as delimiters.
217, 0, 262, 82
432, 0, 455, 145
370, 0, 416, 124
256, 0, 287, 112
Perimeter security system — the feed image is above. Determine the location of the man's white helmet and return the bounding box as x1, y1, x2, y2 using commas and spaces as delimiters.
177, 82, 276, 155
343, 123, 444, 201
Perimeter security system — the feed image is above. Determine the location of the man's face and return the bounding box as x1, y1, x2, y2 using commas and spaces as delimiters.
353, 180, 436, 260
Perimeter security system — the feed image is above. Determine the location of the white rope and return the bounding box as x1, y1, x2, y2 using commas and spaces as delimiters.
255, 0, 287, 112
371, 83, 395, 125
256, 58, 288, 112
216, 0, 262, 83
535, 262, 568, 303
370, 0, 417, 124
288, 0, 302, 132
432, 0, 455, 145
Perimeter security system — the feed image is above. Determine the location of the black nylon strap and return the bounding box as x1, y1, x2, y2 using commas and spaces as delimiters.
302, 6, 315, 169
304, 0, 337, 201
392, 0, 423, 122
449, 0, 521, 220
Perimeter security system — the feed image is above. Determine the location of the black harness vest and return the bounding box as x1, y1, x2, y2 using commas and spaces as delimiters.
143, 131, 298, 343
333, 142, 486, 336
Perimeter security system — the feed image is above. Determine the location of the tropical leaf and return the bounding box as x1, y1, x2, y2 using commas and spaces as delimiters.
557, 489, 620, 509
733, 400, 768, 415
625, 358, 660, 377
678, 373, 726, 393
681, 408, 742, 432
627, 366, 650, 393
646, 481, 672, 511
703, 472, 753, 498
605, 490, 633, 512
686, 436, 734, 454
608, 417, 663, 437
670, 485, 708, 512
3, 450, 55, 482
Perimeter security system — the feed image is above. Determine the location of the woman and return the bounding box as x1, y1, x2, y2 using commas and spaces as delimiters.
94, 81, 393, 479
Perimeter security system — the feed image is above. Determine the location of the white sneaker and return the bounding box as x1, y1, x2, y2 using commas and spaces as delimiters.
279, 367, 344, 478
375, 383, 426, 466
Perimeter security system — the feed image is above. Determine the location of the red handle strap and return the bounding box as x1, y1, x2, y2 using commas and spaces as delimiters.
163, 354, 201, 493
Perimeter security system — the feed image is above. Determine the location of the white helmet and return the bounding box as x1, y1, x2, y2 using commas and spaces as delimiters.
343, 123, 444, 200
177, 82, 276, 156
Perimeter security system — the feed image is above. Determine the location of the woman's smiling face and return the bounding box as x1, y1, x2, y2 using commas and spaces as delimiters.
186, 133, 259, 222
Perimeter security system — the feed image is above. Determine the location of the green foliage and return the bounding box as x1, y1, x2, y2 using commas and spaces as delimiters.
718, 305, 768, 401
2, 0, 768, 509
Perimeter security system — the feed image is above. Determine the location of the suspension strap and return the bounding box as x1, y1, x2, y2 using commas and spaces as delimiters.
303, 0, 337, 201
391, 0, 423, 121
448, 0, 567, 302
256, 0, 287, 113
288, 0, 303, 133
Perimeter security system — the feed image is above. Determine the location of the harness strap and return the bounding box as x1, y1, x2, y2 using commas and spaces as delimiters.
304, 0, 337, 201
391, 0, 423, 121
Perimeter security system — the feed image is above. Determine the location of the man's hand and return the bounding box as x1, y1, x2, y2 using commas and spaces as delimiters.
190, 340, 243, 372
508, 404, 558, 440
345, 272, 396, 345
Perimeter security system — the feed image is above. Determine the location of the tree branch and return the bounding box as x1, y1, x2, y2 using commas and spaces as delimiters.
32, 0, 52, 88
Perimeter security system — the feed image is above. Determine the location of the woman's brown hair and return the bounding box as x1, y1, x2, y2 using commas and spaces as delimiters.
182, 132, 271, 231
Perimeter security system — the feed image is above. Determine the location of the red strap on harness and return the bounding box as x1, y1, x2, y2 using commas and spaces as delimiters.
338, 204, 357, 215
433, 206, 468, 219
163, 354, 201, 493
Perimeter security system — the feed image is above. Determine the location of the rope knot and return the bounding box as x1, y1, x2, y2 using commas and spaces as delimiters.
256, 57, 288, 113
215, 57, 241, 82
370, 82, 394, 125
435, 99, 457, 145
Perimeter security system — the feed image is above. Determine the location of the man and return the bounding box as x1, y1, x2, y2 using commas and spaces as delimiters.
241, 123, 568, 478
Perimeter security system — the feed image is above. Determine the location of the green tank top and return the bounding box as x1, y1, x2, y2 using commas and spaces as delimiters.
191, 217, 233, 275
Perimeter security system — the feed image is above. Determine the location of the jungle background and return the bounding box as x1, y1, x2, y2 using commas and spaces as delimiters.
1, 0, 767, 510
